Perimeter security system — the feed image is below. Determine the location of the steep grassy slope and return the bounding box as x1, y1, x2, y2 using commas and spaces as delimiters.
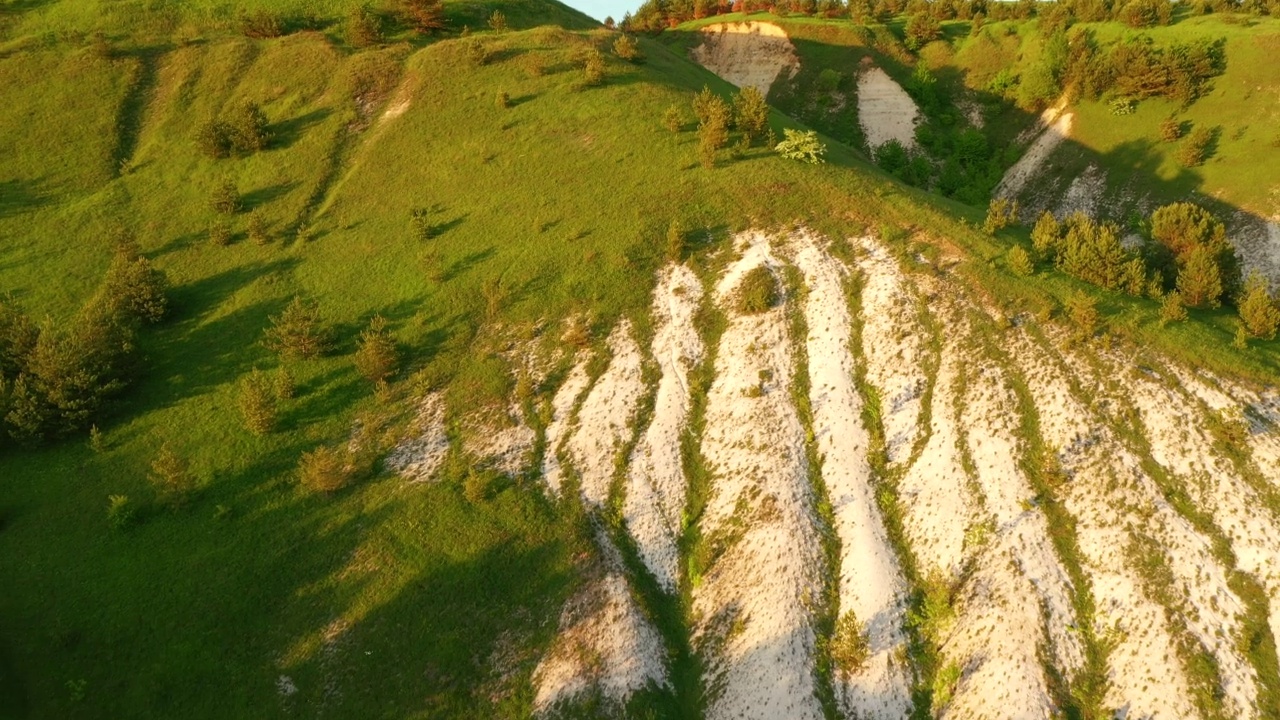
1, 2, 1279, 719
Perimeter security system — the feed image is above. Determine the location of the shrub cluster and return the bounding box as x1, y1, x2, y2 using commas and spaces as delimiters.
196, 102, 271, 159
0, 242, 168, 443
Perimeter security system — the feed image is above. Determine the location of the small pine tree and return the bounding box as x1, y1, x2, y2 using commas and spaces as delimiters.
612, 34, 642, 62
99, 245, 169, 323
209, 220, 232, 247
733, 86, 770, 144
1159, 115, 1183, 142
1066, 290, 1099, 340
666, 218, 685, 262
662, 103, 684, 133
582, 48, 605, 86
1176, 245, 1224, 308
247, 212, 270, 245
196, 118, 232, 159
265, 297, 330, 360
298, 446, 355, 493
150, 443, 195, 506
1175, 126, 1213, 167
106, 494, 134, 530
1238, 273, 1280, 340
410, 207, 432, 240
354, 315, 398, 384
495, 90, 510, 109
347, 5, 384, 47
1160, 291, 1188, 325
488, 10, 507, 32
275, 367, 296, 399
238, 369, 278, 435
210, 181, 241, 214
465, 38, 490, 66
1008, 244, 1034, 276
983, 197, 1018, 234
830, 610, 871, 677
1031, 212, 1062, 259
226, 101, 270, 154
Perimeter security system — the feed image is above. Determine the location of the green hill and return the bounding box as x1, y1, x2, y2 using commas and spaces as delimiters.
1, 1, 1279, 719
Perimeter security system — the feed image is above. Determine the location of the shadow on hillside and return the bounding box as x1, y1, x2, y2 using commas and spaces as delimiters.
0, 179, 46, 219
272, 109, 333, 150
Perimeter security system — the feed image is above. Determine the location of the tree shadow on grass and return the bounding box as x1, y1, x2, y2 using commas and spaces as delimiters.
271, 108, 333, 150
241, 181, 300, 211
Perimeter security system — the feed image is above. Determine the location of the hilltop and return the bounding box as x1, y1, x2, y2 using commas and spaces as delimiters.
0, 1, 1279, 719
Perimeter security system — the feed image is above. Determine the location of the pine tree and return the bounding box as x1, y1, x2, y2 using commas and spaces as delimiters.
1008, 245, 1034, 276
354, 315, 398, 384
298, 446, 355, 493
264, 297, 330, 360
238, 369, 278, 435
99, 246, 168, 324
150, 443, 195, 506
733, 86, 769, 143
1031, 211, 1062, 259
1176, 245, 1224, 308
1238, 273, 1280, 340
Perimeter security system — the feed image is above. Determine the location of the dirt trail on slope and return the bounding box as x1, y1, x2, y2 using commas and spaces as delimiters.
792, 233, 914, 719
694, 232, 825, 720
689, 22, 800, 97
856, 67, 921, 151
625, 264, 705, 592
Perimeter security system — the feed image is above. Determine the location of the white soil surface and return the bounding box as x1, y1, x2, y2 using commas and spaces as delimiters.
464, 403, 535, 477
997, 106, 1073, 200
693, 231, 824, 720
1231, 213, 1280, 288
624, 264, 705, 592
567, 320, 646, 509
791, 232, 914, 719
895, 295, 977, 579
532, 528, 669, 714
384, 393, 449, 482
690, 22, 799, 97
541, 355, 592, 497
1010, 327, 1261, 718
1112, 352, 1280, 674
856, 67, 921, 151
941, 332, 1084, 720
1056, 164, 1106, 218
854, 237, 928, 467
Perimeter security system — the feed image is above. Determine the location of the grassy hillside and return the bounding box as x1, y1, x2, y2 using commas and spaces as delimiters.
1, 1, 1278, 719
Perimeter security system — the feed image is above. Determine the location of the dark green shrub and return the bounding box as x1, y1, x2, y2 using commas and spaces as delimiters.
239, 10, 285, 38
226, 101, 271, 153
98, 246, 168, 324
737, 266, 777, 314
195, 118, 233, 158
